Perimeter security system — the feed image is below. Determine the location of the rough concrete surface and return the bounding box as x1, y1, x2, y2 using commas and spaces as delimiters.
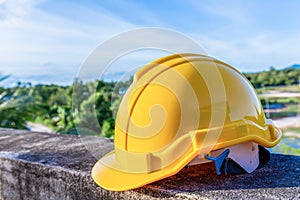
0, 128, 299, 200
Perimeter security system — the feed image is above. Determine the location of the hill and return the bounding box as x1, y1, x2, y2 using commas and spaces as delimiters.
244, 66, 300, 88
287, 64, 300, 69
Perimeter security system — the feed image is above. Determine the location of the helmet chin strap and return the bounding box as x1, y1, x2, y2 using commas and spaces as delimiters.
187, 141, 270, 175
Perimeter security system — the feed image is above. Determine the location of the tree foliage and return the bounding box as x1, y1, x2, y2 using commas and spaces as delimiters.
0, 77, 132, 138
244, 66, 300, 88
0, 66, 298, 137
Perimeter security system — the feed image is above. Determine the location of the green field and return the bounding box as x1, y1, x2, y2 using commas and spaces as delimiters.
259, 84, 299, 118
259, 85, 300, 155
271, 137, 300, 155
256, 85, 300, 94
0, 79, 299, 155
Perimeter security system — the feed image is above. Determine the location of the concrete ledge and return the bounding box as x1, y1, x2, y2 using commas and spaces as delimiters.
0, 128, 299, 199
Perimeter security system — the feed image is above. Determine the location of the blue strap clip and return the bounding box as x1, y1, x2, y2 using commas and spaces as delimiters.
205, 149, 230, 175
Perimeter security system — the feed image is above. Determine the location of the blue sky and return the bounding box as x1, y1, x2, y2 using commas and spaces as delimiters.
1, 0, 300, 86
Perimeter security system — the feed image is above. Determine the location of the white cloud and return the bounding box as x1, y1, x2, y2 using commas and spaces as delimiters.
187, 0, 253, 27
0, 0, 136, 85
1, 0, 300, 86
185, 1, 300, 71
0, 0, 43, 25
195, 32, 300, 71
201, 1, 251, 25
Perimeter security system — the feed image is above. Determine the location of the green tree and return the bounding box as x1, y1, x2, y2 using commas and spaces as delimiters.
0, 80, 35, 129
244, 66, 300, 88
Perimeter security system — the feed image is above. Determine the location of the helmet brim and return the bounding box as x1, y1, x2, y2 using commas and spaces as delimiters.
91, 146, 199, 191
92, 124, 282, 191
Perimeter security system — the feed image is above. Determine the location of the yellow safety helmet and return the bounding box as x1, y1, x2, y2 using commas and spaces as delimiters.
92, 53, 282, 191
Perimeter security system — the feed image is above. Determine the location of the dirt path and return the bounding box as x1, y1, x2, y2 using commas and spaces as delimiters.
26, 122, 55, 133
272, 116, 300, 129
259, 92, 300, 98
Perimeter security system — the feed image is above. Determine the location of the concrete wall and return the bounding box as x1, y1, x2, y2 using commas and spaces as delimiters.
0, 128, 299, 199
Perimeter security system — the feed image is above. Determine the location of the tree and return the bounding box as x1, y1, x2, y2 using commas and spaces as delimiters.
244, 66, 300, 88
0, 79, 35, 129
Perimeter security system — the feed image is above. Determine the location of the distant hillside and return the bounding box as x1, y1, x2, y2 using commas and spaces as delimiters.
244, 65, 300, 88
287, 64, 300, 69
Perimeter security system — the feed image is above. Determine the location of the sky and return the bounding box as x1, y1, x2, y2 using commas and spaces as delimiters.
1, 0, 300, 86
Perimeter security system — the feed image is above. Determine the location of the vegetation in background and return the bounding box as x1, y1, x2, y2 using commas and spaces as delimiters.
0, 77, 37, 129
255, 85, 299, 94
244, 65, 300, 88
0, 66, 299, 138
0, 77, 133, 138
271, 137, 300, 155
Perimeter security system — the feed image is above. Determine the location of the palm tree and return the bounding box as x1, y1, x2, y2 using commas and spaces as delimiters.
0, 75, 34, 129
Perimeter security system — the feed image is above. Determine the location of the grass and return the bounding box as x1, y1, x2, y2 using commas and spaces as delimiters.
258, 85, 299, 118
271, 137, 300, 156
265, 103, 299, 119
285, 127, 300, 134
260, 98, 300, 104
258, 85, 300, 156
256, 84, 300, 94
